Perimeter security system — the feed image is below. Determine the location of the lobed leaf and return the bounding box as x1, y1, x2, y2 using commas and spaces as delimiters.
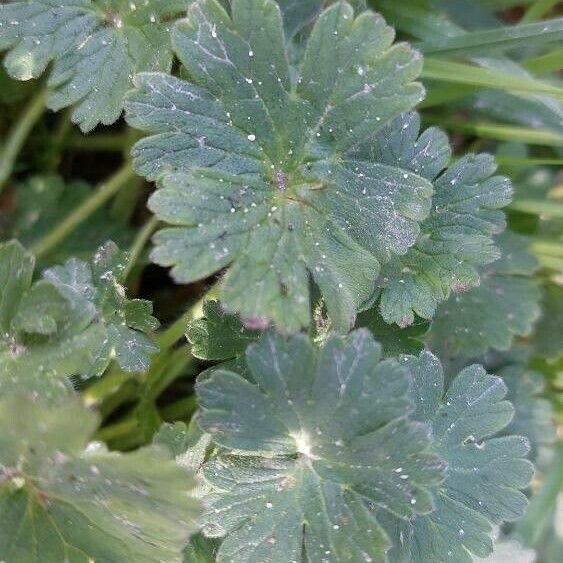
195, 329, 446, 562
427, 231, 541, 358
0, 379, 199, 562
381, 352, 534, 562
0, 0, 191, 131
371, 112, 513, 327
0, 239, 159, 380
125, 0, 432, 332
187, 300, 261, 361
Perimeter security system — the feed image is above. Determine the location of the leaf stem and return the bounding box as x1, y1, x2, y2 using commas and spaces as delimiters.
31, 164, 135, 258
123, 216, 160, 281
0, 88, 47, 192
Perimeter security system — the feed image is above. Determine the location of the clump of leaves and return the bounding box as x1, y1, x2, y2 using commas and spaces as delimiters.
0, 239, 158, 379
187, 329, 532, 562
0, 0, 560, 561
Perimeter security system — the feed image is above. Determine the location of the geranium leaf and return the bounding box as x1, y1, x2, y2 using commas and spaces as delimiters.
0, 382, 199, 562
125, 0, 430, 332
0, 0, 191, 131
370, 112, 513, 327
0, 240, 158, 380
427, 232, 541, 358
194, 329, 446, 562
187, 301, 261, 360
381, 352, 534, 562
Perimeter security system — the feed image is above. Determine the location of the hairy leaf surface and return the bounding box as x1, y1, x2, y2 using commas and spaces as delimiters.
381, 352, 534, 562
125, 0, 431, 332
0, 0, 190, 130
0, 381, 199, 562
195, 329, 446, 562
0, 240, 158, 380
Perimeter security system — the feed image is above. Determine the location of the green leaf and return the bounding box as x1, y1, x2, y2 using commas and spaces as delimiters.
0, 0, 190, 131
195, 329, 446, 562
275, 0, 323, 38
2, 175, 132, 265
125, 0, 431, 332
187, 301, 261, 361
0, 240, 159, 380
531, 282, 563, 361
356, 308, 429, 357
372, 112, 512, 327
418, 17, 563, 56
0, 385, 199, 562
381, 352, 534, 562
498, 365, 556, 461
427, 232, 541, 358
422, 58, 563, 100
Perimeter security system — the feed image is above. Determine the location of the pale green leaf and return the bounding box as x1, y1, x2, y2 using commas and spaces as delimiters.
0, 385, 199, 562
0, 240, 158, 380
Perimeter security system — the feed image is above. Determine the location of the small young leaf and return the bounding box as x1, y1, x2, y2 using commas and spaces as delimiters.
195, 329, 446, 562
381, 352, 534, 562
0, 384, 200, 562
0, 240, 159, 380
125, 0, 430, 332
427, 232, 541, 358
187, 301, 261, 361
0, 0, 191, 131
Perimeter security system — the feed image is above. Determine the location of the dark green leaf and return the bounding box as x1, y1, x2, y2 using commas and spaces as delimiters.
186, 301, 261, 360
0, 0, 191, 131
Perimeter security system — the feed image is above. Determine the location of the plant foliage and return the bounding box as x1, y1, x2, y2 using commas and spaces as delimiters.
0, 0, 561, 561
